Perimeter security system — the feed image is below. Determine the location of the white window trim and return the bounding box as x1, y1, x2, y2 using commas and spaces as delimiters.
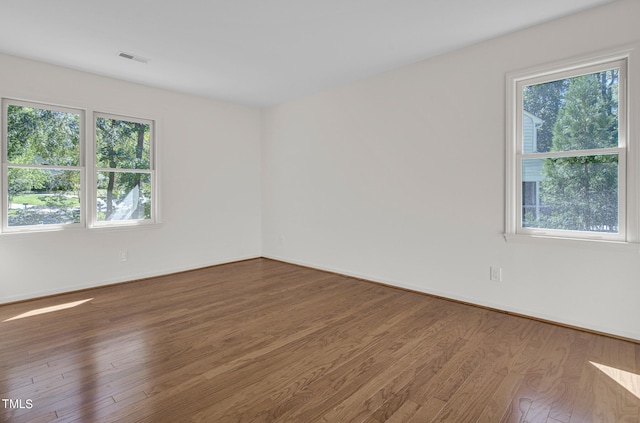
1, 99, 159, 234
505, 45, 640, 248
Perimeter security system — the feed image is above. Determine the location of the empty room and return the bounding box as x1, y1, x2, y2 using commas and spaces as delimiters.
1, 0, 639, 422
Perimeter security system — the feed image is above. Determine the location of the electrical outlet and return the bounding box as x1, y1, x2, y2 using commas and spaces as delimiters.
490, 266, 502, 282
119, 250, 129, 262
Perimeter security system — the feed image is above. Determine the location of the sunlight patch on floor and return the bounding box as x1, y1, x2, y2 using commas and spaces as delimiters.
3, 298, 93, 322
591, 361, 640, 399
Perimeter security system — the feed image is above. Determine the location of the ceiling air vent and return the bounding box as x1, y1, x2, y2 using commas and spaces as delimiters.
118, 51, 149, 64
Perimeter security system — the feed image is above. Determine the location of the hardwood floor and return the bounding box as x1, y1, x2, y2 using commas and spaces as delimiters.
0, 258, 638, 422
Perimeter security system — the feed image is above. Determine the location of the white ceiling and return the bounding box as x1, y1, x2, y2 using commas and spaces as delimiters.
0, 0, 616, 107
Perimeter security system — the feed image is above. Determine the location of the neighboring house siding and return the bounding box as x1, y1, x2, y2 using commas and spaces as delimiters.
522, 159, 543, 182
522, 112, 537, 153
522, 111, 543, 223
522, 111, 543, 182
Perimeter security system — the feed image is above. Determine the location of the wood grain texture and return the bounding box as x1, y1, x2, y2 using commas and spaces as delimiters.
0, 258, 638, 422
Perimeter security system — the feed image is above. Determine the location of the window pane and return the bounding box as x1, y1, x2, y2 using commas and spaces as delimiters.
96, 117, 150, 169
97, 171, 151, 222
7, 104, 80, 166
522, 181, 539, 223
7, 168, 81, 227
522, 155, 618, 233
522, 69, 619, 153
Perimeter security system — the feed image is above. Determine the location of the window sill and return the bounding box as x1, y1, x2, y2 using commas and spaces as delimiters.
89, 221, 162, 233
503, 233, 640, 253
0, 221, 162, 238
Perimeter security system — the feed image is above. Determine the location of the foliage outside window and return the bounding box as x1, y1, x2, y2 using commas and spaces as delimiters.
506, 54, 636, 243
1, 99, 156, 233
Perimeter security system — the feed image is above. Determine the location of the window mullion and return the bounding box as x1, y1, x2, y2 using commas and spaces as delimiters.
96, 168, 151, 173
520, 147, 621, 160
86, 110, 95, 228
6, 164, 84, 171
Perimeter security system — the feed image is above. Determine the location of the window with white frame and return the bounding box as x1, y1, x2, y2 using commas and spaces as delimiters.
94, 113, 154, 225
1, 99, 157, 233
506, 50, 638, 243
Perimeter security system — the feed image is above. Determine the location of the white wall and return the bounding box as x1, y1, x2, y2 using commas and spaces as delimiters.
262, 0, 640, 341
0, 54, 262, 303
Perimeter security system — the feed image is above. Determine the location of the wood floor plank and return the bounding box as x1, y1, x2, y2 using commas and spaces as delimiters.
407, 397, 447, 423
0, 258, 638, 423
545, 332, 591, 422
426, 316, 534, 421
383, 399, 422, 423
316, 320, 466, 422
476, 371, 525, 423
205, 301, 435, 422
143, 288, 418, 421
250, 307, 460, 422
405, 310, 506, 406
524, 328, 579, 421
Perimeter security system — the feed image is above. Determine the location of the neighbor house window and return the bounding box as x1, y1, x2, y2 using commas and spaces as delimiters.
1, 99, 157, 233
506, 50, 638, 243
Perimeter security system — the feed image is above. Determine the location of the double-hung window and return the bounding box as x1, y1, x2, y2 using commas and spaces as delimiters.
1, 99, 157, 233
506, 49, 638, 244
94, 114, 154, 225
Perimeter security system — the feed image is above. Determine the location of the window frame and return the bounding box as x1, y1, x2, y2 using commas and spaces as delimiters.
505, 47, 639, 245
1, 98, 158, 234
